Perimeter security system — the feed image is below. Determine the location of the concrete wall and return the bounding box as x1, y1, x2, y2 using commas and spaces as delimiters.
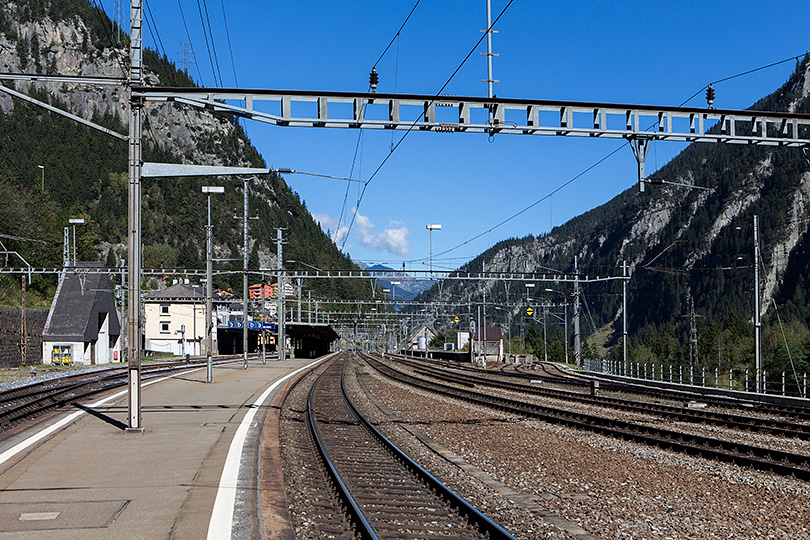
0, 306, 49, 367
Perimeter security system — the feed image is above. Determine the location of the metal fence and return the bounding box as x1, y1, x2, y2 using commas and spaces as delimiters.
583, 358, 808, 398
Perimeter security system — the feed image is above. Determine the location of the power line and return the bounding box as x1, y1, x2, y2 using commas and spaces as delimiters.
199, 0, 224, 86
219, 0, 239, 86
195, 0, 221, 86
177, 0, 205, 84
88, 0, 128, 77
336, 0, 422, 245
143, 1, 169, 62
341, 0, 516, 251
372, 0, 422, 69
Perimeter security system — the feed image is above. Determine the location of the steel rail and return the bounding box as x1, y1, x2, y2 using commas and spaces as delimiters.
365, 354, 810, 481
0, 356, 244, 432
307, 355, 517, 540
306, 359, 380, 540
398, 358, 810, 440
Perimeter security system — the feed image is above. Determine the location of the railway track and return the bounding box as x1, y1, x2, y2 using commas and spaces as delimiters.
397, 353, 810, 422
0, 356, 244, 432
303, 354, 517, 540
391, 356, 810, 440
365, 353, 810, 482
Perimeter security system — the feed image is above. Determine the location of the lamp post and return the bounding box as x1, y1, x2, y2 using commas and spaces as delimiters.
68, 218, 85, 265
426, 224, 442, 278
202, 186, 224, 383
37, 165, 44, 193
390, 280, 400, 310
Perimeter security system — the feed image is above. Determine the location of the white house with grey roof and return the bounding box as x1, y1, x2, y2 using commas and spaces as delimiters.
143, 282, 209, 356
42, 263, 121, 365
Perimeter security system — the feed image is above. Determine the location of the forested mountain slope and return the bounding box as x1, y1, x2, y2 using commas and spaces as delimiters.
0, 0, 372, 305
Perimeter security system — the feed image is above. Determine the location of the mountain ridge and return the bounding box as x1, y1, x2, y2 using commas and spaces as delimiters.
417, 55, 810, 371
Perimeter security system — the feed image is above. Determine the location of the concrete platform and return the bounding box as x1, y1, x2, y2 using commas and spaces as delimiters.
0, 357, 323, 539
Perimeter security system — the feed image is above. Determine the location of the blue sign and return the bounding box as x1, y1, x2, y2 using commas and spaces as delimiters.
227, 321, 276, 330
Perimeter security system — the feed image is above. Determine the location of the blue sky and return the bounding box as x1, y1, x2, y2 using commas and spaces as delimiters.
103, 1, 809, 273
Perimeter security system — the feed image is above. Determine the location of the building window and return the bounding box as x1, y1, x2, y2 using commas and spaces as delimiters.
160, 305, 170, 315
160, 322, 170, 333
52, 345, 72, 365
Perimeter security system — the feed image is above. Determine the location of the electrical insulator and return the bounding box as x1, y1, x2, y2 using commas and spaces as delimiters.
706, 83, 715, 109
369, 67, 379, 93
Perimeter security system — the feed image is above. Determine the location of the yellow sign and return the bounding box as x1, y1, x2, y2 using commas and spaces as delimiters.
454, 316, 459, 323
526, 307, 534, 316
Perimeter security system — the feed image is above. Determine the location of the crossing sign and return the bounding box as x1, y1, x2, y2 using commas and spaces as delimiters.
454, 316, 459, 323
526, 307, 534, 316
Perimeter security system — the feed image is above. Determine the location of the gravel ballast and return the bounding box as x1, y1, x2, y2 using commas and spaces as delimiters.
356, 358, 810, 539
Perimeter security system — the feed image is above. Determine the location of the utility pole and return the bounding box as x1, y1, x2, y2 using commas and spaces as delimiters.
62, 228, 70, 267
622, 260, 628, 375
297, 278, 302, 322
242, 177, 249, 369
754, 214, 762, 392
482, 261, 487, 366
127, 0, 144, 431
276, 228, 286, 361
542, 302, 548, 362
203, 185, 224, 382
573, 256, 581, 369
689, 293, 699, 367
20, 275, 26, 367
482, 0, 498, 128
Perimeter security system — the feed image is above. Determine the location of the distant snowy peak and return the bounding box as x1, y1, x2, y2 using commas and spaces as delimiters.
357, 263, 434, 304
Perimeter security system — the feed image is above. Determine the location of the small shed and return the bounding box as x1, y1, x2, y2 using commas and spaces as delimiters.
42, 263, 121, 365
471, 326, 503, 363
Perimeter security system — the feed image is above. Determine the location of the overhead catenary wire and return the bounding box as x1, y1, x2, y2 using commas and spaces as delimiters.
372, 0, 421, 69
423, 52, 810, 267
678, 52, 809, 108
341, 0, 516, 251
335, 0, 422, 245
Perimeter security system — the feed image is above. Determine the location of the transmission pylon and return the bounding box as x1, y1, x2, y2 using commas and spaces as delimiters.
178, 34, 197, 74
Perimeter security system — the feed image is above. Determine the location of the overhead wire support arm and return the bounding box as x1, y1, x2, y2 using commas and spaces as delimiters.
0, 83, 127, 140
630, 136, 651, 192
0, 72, 126, 86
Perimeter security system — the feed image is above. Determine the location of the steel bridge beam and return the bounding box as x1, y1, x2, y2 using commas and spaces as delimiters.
135, 86, 810, 147
0, 266, 627, 284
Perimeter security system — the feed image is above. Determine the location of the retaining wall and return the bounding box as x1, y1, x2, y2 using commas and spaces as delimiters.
0, 306, 48, 367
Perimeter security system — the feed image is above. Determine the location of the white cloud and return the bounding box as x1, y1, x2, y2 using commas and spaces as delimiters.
313, 212, 350, 246
313, 210, 410, 256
